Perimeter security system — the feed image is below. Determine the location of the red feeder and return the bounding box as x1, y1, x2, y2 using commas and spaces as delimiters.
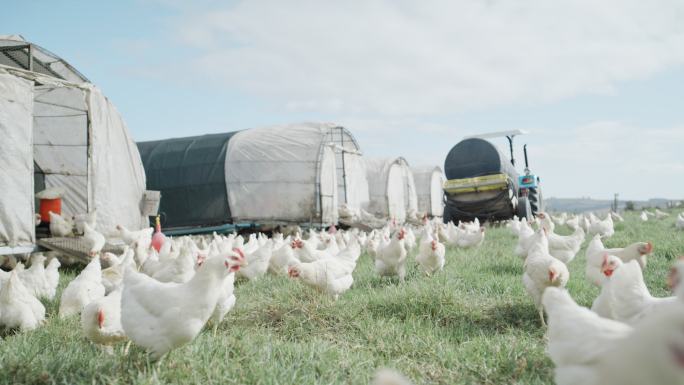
39, 198, 62, 222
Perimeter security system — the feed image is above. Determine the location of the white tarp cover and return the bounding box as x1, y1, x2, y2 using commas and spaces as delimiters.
412, 166, 445, 217
0, 65, 147, 242
322, 126, 370, 212
338, 152, 370, 212
225, 123, 339, 225
403, 165, 418, 214
365, 158, 409, 222
87, 86, 147, 232
0, 72, 34, 246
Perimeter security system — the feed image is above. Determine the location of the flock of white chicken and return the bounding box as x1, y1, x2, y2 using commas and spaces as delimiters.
2, 206, 683, 385
0, 210, 485, 362
511, 209, 684, 385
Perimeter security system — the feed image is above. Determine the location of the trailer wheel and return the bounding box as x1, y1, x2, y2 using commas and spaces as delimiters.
517, 196, 532, 221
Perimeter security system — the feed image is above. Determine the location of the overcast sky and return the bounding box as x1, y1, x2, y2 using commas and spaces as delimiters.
3, 0, 684, 201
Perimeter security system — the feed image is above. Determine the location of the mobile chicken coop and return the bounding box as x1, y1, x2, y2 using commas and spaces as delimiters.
412, 166, 445, 218
365, 157, 418, 223
442, 130, 543, 223
0, 35, 148, 255
137, 123, 370, 233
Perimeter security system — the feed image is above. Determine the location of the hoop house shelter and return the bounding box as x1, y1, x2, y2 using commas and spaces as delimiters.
137, 123, 368, 231
0, 35, 147, 252
365, 158, 418, 223
412, 166, 445, 217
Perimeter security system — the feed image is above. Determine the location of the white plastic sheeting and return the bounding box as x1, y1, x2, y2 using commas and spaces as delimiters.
321, 126, 370, 213
87, 87, 147, 232
225, 123, 339, 225
0, 72, 34, 246
339, 153, 370, 212
0, 64, 147, 246
365, 157, 417, 223
412, 166, 445, 217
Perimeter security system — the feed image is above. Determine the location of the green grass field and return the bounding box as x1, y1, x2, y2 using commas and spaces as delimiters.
1, 211, 682, 385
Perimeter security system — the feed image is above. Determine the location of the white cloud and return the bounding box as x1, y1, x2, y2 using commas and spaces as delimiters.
168, 0, 684, 116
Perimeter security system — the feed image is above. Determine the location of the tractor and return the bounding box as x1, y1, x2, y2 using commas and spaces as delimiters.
442, 130, 542, 223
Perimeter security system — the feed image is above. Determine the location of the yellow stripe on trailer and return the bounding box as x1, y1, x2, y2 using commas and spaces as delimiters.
443, 173, 510, 194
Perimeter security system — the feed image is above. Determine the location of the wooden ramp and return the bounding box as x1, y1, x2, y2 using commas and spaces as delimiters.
37, 237, 126, 265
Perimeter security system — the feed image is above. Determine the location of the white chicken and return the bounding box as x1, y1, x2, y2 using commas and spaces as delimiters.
116, 224, 154, 246
565, 215, 580, 230
608, 260, 679, 325
293, 238, 331, 263
640, 211, 649, 221
0, 271, 46, 331
585, 235, 653, 287
537, 212, 555, 232
404, 227, 417, 252
375, 228, 408, 281
543, 286, 684, 385
44, 256, 61, 300
101, 249, 134, 294
455, 226, 485, 248
59, 256, 106, 318
590, 255, 624, 318
73, 209, 97, 235
587, 213, 614, 238
17, 254, 52, 300
676, 213, 684, 230
548, 226, 585, 264
237, 241, 272, 281
654, 208, 669, 219
83, 223, 106, 257
415, 231, 445, 276
48, 211, 73, 237
373, 368, 415, 385
81, 287, 126, 351
610, 212, 624, 222
507, 216, 522, 236
522, 229, 569, 326
150, 248, 196, 284
287, 257, 354, 300
121, 252, 244, 360
514, 220, 536, 258
208, 271, 237, 335
209, 249, 245, 333
268, 240, 299, 275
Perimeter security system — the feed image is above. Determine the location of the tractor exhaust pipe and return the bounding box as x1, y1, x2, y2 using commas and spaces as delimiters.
506, 136, 515, 166
523, 144, 530, 174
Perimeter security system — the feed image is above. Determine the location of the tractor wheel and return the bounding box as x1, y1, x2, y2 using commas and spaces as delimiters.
528, 187, 539, 214
517, 196, 532, 221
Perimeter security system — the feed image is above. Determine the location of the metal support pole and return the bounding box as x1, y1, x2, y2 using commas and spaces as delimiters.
340, 128, 348, 204
27, 44, 33, 72
506, 135, 515, 166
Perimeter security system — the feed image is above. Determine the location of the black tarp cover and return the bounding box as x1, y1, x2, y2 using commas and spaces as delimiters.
444, 138, 519, 182
137, 132, 240, 229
